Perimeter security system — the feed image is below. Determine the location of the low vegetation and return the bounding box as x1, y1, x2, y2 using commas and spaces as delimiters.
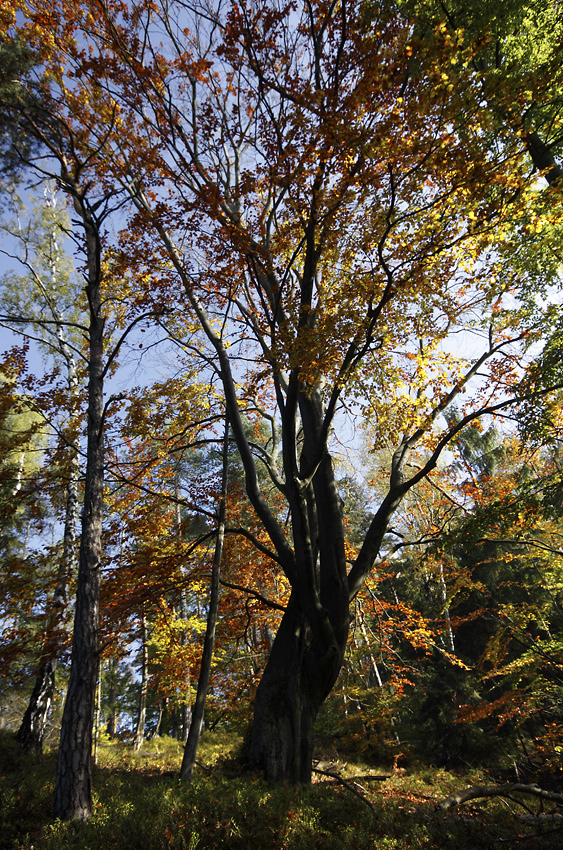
1, 729, 561, 850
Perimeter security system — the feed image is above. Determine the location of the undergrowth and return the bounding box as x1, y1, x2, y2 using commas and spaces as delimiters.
0, 729, 560, 849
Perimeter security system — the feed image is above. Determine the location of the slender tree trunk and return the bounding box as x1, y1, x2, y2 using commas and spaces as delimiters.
134, 615, 149, 751
53, 194, 104, 821
17, 473, 79, 749
93, 664, 102, 766
105, 657, 117, 739
175, 477, 191, 743
149, 699, 165, 739
180, 672, 191, 742
438, 563, 455, 656
180, 420, 228, 779
16, 450, 79, 750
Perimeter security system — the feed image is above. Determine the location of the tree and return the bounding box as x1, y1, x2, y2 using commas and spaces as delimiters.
0, 49, 133, 814
3, 0, 563, 787
444, 435, 563, 775
0, 184, 82, 750
0, 355, 57, 734
181, 417, 228, 779
110, 0, 563, 783
403, 0, 563, 183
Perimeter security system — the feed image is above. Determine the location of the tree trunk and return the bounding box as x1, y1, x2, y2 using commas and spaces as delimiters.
53, 193, 104, 821
149, 699, 165, 739
180, 420, 228, 780
93, 665, 102, 765
180, 696, 191, 743
106, 665, 117, 739
16, 659, 57, 750
175, 478, 192, 743
134, 616, 149, 751
248, 385, 351, 784
249, 591, 347, 784
16, 357, 80, 751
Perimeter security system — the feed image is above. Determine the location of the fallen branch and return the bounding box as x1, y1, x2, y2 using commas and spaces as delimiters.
346, 773, 393, 782
313, 767, 376, 816
517, 813, 563, 824
437, 783, 563, 813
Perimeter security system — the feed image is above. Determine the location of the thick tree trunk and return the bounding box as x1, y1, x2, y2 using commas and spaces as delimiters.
248, 383, 351, 784
249, 591, 347, 784
53, 194, 104, 821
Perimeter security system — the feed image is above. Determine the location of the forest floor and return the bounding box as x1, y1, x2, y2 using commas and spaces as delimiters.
0, 728, 561, 849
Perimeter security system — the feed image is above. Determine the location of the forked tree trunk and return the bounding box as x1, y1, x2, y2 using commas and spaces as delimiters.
247, 390, 351, 784
16, 659, 57, 751
249, 592, 347, 784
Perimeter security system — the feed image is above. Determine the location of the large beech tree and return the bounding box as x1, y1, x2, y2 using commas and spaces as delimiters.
3, 0, 563, 794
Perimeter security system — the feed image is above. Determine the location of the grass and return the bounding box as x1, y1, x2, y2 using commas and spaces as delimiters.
0, 729, 560, 850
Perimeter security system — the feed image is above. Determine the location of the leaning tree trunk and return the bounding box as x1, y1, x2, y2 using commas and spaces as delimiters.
53, 194, 104, 821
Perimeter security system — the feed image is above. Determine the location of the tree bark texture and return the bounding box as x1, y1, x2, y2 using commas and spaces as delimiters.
53, 193, 104, 821
248, 388, 350, 782
249, 591, 345, 783
16, 659, 57, 751
175, 479, 192, 743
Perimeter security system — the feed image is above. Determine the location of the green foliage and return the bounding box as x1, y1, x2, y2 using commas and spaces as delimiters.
398, 652, 507, 769
0, 183, 84, 358
0, 36, 45, 183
